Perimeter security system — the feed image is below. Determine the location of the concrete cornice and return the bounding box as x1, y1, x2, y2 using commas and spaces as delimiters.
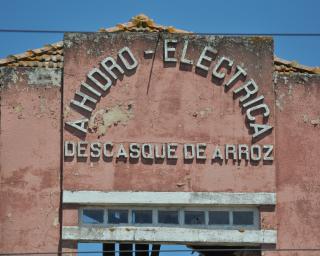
63, 191, 276, 206
62, 226, 277, 245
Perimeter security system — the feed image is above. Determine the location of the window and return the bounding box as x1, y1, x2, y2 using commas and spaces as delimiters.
184, 211, 205, 225
158, 210, 179, 224
82, 209, 104, 224
233, 211, 254, 225
132, 210, 153, 224
108, 209, 128, 224
209, 211, 229, 225
80, 207, 258, 229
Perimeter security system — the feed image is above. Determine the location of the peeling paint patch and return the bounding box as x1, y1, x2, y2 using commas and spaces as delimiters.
64, 106, 71, 119
192, 107, 213, 118
300, 76, 309, 83
64, 40, 73, 49
310, 117, 320, 126
275, 94, 285, 111
273, 72, 278, 85
302, 115, 320, 126
39, 97, 47, 113
13, 103, 24, 119
11, 71, 19, 84
26, 69, 61, 87
88, 104, 134, 136
65, 33, 90, 45
288, 84, 293, 96
275, 72, 319, 86
52, 217, 59, 227
0, 67, 20, 88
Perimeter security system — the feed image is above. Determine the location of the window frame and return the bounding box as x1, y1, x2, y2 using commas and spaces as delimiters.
156, 208, 181, 226
183, 209, 206, 226
131, 208, 154, 225
107, 208, 130, 225
79, 207, 106, 226
208, 210, 231, 226
79, 206, 259, 230
231, 208, 258, 228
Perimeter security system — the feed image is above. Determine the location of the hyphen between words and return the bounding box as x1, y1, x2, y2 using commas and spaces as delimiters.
66, 39, 272, 140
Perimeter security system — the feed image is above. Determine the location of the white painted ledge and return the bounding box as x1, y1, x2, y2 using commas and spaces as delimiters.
62, 226, 277, 245
63, 191, 276, 206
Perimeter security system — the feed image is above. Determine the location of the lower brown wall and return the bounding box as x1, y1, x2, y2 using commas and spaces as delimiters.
0, 68, 61, 253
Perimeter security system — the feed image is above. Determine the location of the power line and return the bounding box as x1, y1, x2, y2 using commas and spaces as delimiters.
0, 28, 320, 36
0, 29, 90, 34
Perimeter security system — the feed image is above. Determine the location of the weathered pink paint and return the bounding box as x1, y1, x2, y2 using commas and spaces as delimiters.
63, 206, 78, 226
63, 33, 275, 193
259, 74, 320, 256
1, 32, 320, 256
260, 206, 276, 230
273, 74, 320, 253
0, 68, 61, 253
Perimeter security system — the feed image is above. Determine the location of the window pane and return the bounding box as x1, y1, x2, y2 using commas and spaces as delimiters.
233, 211, 254, 225
209, 211, 230, 225
82, 209, 104, 224
184, 211, 205, 225
132, 210, 153, 224
158, 210, 179, 224
108, 209, 128, 224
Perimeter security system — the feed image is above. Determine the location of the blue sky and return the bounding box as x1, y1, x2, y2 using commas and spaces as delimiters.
0, 0, 320, 66
78, 243, 198, 256
1, 0, 318, 255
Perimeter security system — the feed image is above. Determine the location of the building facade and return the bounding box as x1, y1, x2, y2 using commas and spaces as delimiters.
1, 15, 320, 256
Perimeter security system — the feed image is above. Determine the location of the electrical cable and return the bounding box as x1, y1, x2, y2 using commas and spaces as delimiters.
0, 29, 320, 36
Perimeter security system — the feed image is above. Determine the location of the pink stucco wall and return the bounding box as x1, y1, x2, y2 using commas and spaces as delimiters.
272, 74, 320, 255
0, 68, 61, 254
63, 33, 275, 193
1, 33, 320, 255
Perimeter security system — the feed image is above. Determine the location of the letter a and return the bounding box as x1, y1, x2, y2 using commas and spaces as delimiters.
250, 123, 273, 139
65, 119, 89, 133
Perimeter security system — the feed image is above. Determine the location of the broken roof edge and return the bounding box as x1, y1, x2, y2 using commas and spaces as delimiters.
99, 14, 190, 33
0, 14, 319, 74
274, 56, 320, 75
0, 41, 64, 68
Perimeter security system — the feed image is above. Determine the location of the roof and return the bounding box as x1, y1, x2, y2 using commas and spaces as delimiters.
274, 56, 320, 74
0, 41, 63, 68
0, 14, 319, 74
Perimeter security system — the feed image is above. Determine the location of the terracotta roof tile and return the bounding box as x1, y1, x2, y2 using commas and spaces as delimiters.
0, 41, 64, 68
274, 56, 320, 74
100, 14, 189, 33
0, 14, 319, 74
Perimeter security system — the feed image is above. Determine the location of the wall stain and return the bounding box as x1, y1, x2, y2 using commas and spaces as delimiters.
88, 104, 134, 137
